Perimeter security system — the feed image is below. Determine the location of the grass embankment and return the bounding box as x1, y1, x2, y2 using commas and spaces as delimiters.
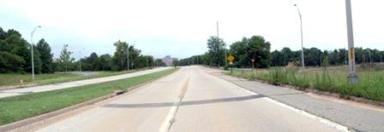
0, 68, 177, 126
227, 67, 384, 102
0, 69, 149, 88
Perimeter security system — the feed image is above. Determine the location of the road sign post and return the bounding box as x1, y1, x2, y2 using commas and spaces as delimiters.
227, 54, 235, 73
251, 58, 255, 70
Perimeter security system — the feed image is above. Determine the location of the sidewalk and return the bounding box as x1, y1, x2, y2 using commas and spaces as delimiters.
211, 69, 384, 132
0, 67, 170, 99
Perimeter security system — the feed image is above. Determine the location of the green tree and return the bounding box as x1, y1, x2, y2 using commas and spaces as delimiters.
0, 51, 25, 72
304, 47, 323, 66
230, 38, 248, 67
207, 36, 226, 67
155, 59, 166, 67
112, 40, 129, 71
271, 50, 283, 66
98, 54, 113, 70
246, 36, 271, 68
2, 29, 30, 71
57, 44, 74, 72
36, 39, 54, 73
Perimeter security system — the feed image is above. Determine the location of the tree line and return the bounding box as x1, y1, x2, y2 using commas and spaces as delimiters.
177, 35, 271, 68
0, 27, 165, 73
178, 35, 384, 68
0, 27, 54, 73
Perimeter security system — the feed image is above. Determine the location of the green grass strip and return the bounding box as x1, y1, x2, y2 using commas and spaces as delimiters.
0, 68, 177, 126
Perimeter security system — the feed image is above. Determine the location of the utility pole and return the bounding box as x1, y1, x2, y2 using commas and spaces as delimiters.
345, 0, 358, 84
294, 4, 305, 69
217, 21, 227, 67
30, 25, 41, 80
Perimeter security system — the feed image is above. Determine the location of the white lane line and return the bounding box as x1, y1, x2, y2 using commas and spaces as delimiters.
159, 77, 190, 132
264, 98, 350, 132
238, 87, 351, 132
159, 101, 180, 132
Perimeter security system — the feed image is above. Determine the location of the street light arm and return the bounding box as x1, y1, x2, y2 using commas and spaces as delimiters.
294, 4, 305, 69
30, 25, 42, 44
294, 4, 302, 19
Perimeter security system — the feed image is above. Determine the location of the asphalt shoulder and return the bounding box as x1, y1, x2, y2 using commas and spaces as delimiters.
213, 70, 384, 132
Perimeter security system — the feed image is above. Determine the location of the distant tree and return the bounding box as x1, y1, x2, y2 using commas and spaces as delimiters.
246, 36, 271, 68
271, 50, 283, 66
127, 45, 141, 69
172, 58, 179, 68
36, 39, 54, 73
2, 29, 30, 71
0, 51, 25, 72
0, 27, 6, 39
354, 47, 364, 64
328, 50, 339, 65
57, 44, 74, 72
134, 55, 149, 69
280, 47, 293, 65
304, 47, 323, 66
337, 48, 348, 65
207, 36, 226, 67
155, 59, 166, 67
98, 54, 113, 71
112, 40, 129, 71
230, 38, 248, 67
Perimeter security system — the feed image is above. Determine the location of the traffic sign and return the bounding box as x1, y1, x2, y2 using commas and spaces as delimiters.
227, 54, 235, 64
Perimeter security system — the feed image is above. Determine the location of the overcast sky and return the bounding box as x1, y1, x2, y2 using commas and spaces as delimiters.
0, 0, 383, 59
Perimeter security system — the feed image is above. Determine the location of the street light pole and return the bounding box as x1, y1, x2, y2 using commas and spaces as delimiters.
294, 4, 305, 69
217, 21, 227, 67
345, 0, 358, 84
30, 25, 41, 80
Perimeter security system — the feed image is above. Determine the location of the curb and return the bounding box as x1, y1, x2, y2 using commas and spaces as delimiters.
0, 69, 178, 132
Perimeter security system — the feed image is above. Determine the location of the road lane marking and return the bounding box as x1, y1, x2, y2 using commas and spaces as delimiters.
207, 70, 351, 132
236, 85, 351, 132
159, 77, 190, 132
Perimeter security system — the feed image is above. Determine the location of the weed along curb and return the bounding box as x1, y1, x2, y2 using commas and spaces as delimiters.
0, 69, 178, 131
225, 69, 384, 108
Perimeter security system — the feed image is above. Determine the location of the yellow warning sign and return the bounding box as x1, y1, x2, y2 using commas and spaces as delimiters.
227, 54, 235, 64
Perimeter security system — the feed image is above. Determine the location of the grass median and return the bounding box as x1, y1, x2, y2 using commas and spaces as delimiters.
0, 68, 152, 89
0, 68, 177, 126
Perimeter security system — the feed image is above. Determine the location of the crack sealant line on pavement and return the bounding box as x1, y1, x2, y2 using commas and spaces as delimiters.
159, 77, 190, 132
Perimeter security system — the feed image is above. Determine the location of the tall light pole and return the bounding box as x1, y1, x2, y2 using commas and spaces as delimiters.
217, 21, 227, 67
30, 25, 42, 80
345, 0, 358, 84
294, 4, 305, 69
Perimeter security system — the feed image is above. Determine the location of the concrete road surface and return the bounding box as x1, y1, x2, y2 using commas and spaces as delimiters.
37, 66, 348, 132
0, 67, 170, 99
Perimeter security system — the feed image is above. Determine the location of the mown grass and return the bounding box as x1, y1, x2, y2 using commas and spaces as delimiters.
227, 67, 384, 102
0, 69, 151, 88
0, 68, 177, 126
